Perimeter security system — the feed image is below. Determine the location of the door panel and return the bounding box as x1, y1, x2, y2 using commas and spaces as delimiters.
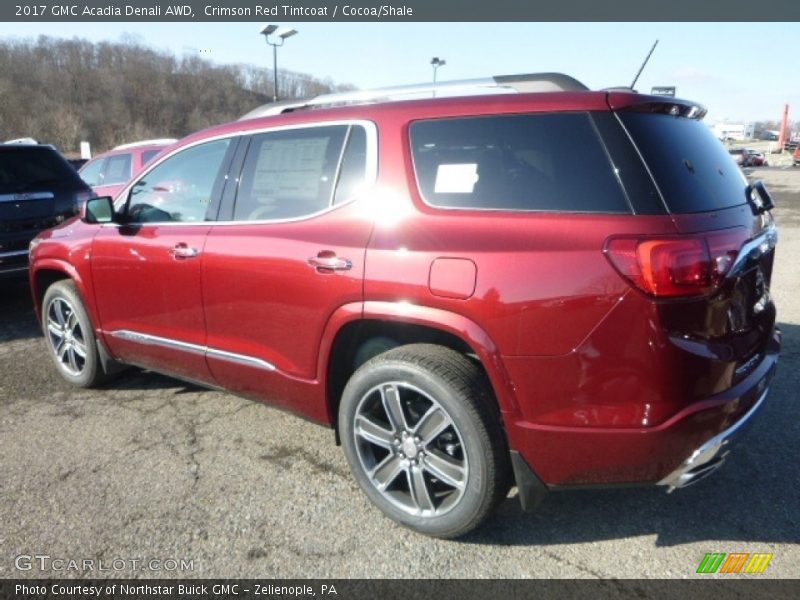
202, 123, 375, 413
91, 137, 237, 383
203, 203, 370, 385
92, 224, 211, 381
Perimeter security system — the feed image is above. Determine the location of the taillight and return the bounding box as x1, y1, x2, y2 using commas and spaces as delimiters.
604, 227, 749, 298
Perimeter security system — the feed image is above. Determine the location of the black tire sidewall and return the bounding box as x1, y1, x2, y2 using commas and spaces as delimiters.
42, 281, 102, 387
339, 356, 495, 538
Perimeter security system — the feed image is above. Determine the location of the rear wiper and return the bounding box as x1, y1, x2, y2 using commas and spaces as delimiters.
745, 180, 774, 215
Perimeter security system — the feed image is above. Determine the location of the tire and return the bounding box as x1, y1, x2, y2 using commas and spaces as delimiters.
338, 344, 511, 538
42, 280, 108, 388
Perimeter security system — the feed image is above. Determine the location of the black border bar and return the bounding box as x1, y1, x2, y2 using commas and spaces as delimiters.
2, 579, 800, 600
2, 0, 800, 22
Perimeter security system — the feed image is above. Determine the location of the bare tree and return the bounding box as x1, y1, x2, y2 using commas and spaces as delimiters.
0, 36, 354, 155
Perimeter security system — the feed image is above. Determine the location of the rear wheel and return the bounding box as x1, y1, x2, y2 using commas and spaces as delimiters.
339, 344, 510, 538
42, 280, 107, 387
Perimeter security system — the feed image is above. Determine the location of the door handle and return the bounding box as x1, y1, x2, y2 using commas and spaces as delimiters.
169, 243, 199, 259
307, 252, 352, 272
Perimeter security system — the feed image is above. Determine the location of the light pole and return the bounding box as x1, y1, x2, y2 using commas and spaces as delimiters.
430, 57, 446, 97
260, 24, 298, 102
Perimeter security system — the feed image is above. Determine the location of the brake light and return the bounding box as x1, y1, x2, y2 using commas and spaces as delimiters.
604, 228, 749, 298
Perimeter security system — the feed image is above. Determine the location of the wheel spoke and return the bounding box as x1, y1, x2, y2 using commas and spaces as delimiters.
47, 321, 63, 337
380, 384, 407, 432
57, 340, 69, 360
423, 450, 466, 490
355, 415, 395, 449
71, 338, 88, 358
52, 300, 67, 326
414, 405, 451, 445
66, 311, 78, 334
67, 347, 79, 372
370, 454, 405, 491
407, 465, 435, 512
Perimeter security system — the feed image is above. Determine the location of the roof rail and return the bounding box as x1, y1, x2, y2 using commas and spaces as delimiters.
113, 138, 178, 150
239, 72, 588, 120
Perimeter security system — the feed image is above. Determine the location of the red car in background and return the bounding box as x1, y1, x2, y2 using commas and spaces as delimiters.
78, 139, 176, 198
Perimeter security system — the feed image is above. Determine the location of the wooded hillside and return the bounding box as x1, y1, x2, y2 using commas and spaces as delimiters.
0, 35, 352, 154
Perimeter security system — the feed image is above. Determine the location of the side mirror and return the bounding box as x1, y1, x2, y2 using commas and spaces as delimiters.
81, 196, 115, 224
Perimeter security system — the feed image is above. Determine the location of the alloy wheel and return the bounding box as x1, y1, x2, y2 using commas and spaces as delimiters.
45, 296, 88, 377
352, 381, 469, 517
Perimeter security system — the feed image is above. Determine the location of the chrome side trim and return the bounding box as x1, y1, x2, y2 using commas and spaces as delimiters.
0, 249, 30, 258
110, 330, 205, 355
109, 329, 276, 372
0, 191, 54, 202
206, 347, 276, 372
658, 386, 769, 492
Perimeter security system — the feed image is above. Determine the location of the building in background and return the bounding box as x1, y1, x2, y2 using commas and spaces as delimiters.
713, 122, 755, 141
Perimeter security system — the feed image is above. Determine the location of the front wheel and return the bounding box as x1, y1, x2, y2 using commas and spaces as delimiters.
339, 344, 510, 538
42, 280, 107, 387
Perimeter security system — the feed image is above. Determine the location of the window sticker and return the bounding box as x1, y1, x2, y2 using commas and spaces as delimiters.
434, 163, 479, 194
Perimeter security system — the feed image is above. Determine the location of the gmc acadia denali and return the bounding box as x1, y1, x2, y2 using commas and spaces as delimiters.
29, 73, 780, 537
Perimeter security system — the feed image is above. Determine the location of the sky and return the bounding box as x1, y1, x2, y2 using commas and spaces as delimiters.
1, 21, 798, 123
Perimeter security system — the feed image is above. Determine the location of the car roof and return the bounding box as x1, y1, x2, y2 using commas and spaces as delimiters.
175, 89, 702, 154
86, 141, 175, 161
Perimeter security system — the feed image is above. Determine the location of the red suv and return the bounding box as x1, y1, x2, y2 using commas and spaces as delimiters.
29, 74, 780, 538
78, 139, 176, 199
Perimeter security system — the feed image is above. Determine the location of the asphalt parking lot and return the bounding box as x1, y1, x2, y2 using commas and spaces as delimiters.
1, 166, 799, 579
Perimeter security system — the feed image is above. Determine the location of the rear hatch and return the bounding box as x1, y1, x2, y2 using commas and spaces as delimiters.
0, 146, 90, 264
608, 100, 777, 394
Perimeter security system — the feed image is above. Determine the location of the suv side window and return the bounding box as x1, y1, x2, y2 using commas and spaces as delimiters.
232, 125, 352, 221
333, 126, 368, 205
141, 149, 162, 165
410, 113, 630, 213
79, 158, 106, 187
103, 154, 132, 185
126, 138, 232, 223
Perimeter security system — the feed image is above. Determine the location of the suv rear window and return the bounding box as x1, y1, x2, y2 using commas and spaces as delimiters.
619, 113, 748, 214
409, 113, 630, 213
0, 146, 82, 193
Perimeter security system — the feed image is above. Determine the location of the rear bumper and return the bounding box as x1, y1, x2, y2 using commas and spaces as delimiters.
1, 231, 37, 275
658, 384, 768, 491
507, 328, 780, 488
0, 248, 30, 276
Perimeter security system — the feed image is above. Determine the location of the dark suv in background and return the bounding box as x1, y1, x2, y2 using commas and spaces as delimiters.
29, 73, 780, 538
0, 144, 92, 277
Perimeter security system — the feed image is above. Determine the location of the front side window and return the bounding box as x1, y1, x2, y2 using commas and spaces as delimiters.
126, 138, 232, 223
233, 125, 356, 221
410, 113, 630, 213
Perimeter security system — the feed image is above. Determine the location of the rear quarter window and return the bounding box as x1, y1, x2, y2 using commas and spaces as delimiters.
409, 112, 630, 213
619, 113, 748, 214
141, 149, 161, 165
